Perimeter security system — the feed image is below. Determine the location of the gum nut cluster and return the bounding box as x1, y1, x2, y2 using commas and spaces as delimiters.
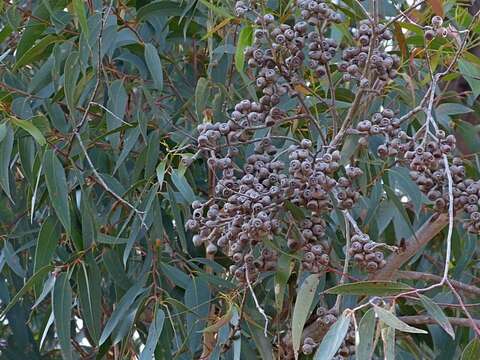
356, 108, 404, 154
348, 233, 386, 272
424, 16, 448, 41
302, 307, 355, 358
460, 179, 480, 233
297, 0, 342, 25
306, 32, 338, 78
286, 141, 339, 212
297, 217, 331, 273
234, 1, 249, 16
335, 165, 363, 210
186, 139, 286, 283
405, 131, 459, 209
338, 19, 399, 84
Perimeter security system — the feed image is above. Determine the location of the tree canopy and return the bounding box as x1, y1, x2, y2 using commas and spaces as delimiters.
0, 0, 480, 359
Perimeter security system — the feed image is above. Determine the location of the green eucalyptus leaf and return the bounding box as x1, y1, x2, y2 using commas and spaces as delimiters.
292, 273, 320, 358
43, 150, 71, 234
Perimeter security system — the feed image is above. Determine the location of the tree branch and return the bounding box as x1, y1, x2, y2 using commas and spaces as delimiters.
396, 271, 480, 297
371, 213, 448, 280
399, 315, 480, 329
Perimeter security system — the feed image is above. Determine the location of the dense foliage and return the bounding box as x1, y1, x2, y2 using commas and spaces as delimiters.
0, 0, 480, 359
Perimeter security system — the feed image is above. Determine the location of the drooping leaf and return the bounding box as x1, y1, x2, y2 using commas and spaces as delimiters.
77, 260, 102, 344
292, 273, 320, 358
0, 265, 54, 317
418, 294, 454, 339
72, 0, 89, 37
98, 282, 147, 345
0, 124, 13, 201
381, 323, 395, 360
356, 309, 376, 360
10, 117, 46, 145
313, 312, 351, 360
373, 305, 428, 334
44, 150, 71, 234
144, 43, 163, 91
139, 308, 166, 360
53, 272, 73, 360
235, 26, 253, 73
63, 51, 80, 117
195, 77, 209, 120
34, 216, 60, 274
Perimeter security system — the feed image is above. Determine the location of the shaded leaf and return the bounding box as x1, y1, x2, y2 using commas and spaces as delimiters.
292, 273, 320, 358
373, 305, 428, 334
145, 43, 163, 91
0, 125, 13, 201
326, 281, 412, 296
313, 312, 351, 360
53, 272, 73, 360
356, 309, 376, 360
44, 150, 71, 234
99, 282, 146, 345
139, 308, 166, 360
418, 295, 454, 339
195, 77, 209, 120
10, 117, 46, 145
235, 26, 252, 73
72, 0, 89, 37
77, 260, 102, 344
0, 265, 54, 317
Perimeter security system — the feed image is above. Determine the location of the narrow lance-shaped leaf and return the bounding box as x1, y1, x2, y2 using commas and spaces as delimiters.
313, 312, 352, 360
44, 150, 71, 234
235, 26, 252, 73
0, 265, 54, 317
195, 77, 209, 120
419, 294, 455, 339
34, 216, 60, 274
63, 51, 80, 117
373, 305, 428, 334
0, 125, 13, 201
72, 0, 89, 37
53, 272, 73, 360
77, 260, 102, 344
10, 117, 46, 145
326, 281, 412, 296
356, 309, 376, 360
144, 43, 163, 91
99, 281, 147, 345
292, 273, 320, 359
139, 308, 166, 360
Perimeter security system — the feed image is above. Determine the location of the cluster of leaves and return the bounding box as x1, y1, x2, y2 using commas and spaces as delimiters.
0, 0, 479, 359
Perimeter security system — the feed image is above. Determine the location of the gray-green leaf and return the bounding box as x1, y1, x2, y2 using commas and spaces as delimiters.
53, 272, 73, 360
373, 305, 428, 334
418, 294, 454, 339
292, 273, 320, 358
44, 150, 71, 234
139, 308, 165, 360
144, 43, 163, 91
313, 312, 351, 360
356, 309, 376, 360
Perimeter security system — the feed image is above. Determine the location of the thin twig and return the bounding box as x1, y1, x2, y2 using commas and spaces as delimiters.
245, 268, 269, 338
334, 211, 352, 313
446, 279, 480, 337
396, 271, 480, 297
